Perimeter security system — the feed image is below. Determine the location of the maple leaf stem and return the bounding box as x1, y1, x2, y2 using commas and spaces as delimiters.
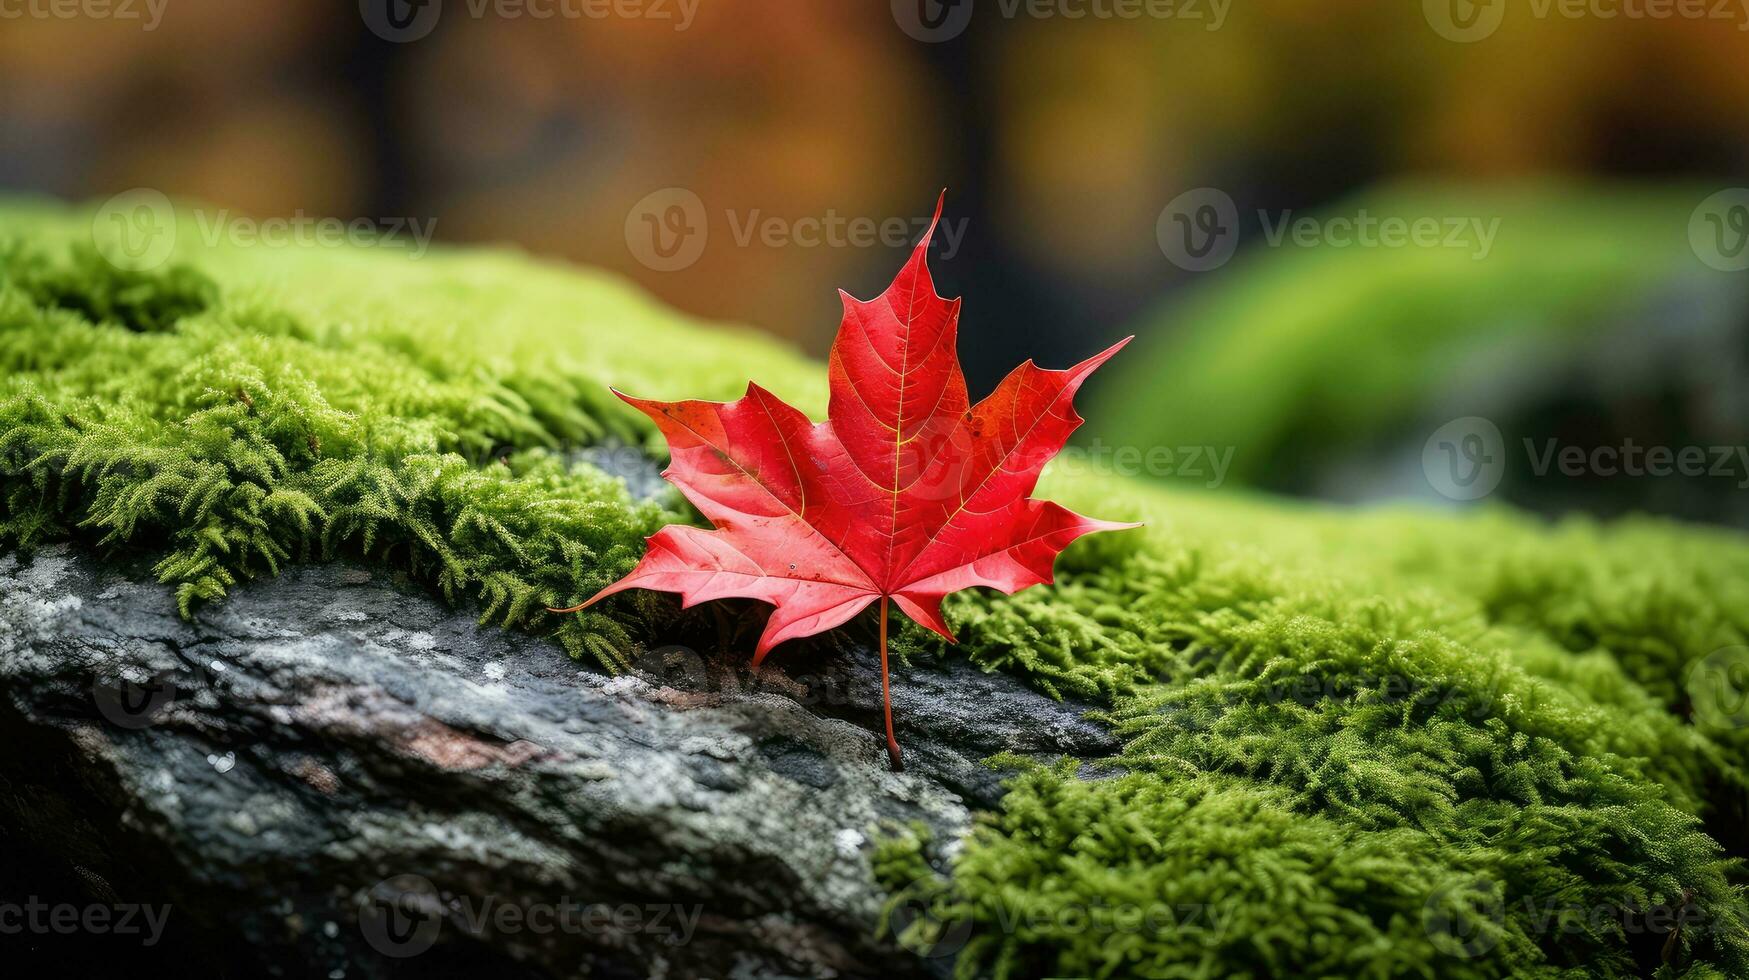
879, 595, 903, 773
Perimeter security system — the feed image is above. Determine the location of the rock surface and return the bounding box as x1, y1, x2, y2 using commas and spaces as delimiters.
0, 546, 1114, 979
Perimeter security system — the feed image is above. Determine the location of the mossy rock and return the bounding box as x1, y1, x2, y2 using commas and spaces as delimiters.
3, 198, 1747, 978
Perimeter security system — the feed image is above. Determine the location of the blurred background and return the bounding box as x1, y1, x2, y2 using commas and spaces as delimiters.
2, 0, 1747, 525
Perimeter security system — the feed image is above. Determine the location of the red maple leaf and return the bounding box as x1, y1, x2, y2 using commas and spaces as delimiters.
554, 194, 1135, 770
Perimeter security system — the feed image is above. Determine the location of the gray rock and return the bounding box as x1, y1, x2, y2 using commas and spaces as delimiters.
0, 546, 1114, 979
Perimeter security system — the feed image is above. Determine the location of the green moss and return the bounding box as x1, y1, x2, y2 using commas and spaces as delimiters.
5, 198, 1748, 978
883, 484, 1749, 977
0, 197, 815, 663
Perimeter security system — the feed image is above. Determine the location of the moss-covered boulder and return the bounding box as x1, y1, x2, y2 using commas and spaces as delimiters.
3, 199, 1747, 979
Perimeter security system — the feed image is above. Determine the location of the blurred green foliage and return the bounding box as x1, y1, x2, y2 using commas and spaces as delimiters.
1096, 183, 1736, 502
